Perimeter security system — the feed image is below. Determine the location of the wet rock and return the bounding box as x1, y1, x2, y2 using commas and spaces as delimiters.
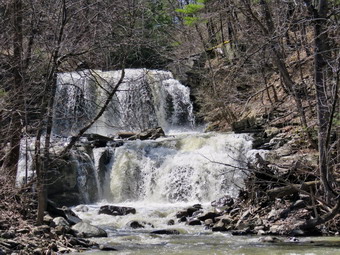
71, 222, 107, 238
116, 131, 136, 139
259, 236, 283, 243
99, 205, 136, 216
204, 219, 214, 228
47, 201, 82, 225
187, 218, 201, 226
151, 229, 180, 235
231, 228, 252, 235
127, 221, 145, 229
211, 220, 227, 232
197, 212, 219, 221
82, 133, 114, 147
176, 210, 188, 218
74, 205, 89, 213
128, 127, 165, 140
126, 220, 153, 229
167, 219, 175, 225
215, 215, 233, 225
176, 205, 201, 219
178, 216, 187, 223
99, 244, 117, 251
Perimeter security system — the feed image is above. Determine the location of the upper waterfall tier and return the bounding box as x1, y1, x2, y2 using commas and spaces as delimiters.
53, 69, 195, 136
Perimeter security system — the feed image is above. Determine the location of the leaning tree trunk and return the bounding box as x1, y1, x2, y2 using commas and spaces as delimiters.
2, 0, 24, 182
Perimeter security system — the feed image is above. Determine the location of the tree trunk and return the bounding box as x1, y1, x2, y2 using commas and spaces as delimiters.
2, 0, 24, 181
313, 0, 335, 200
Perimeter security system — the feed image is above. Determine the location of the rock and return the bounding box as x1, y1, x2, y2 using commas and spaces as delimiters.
231, 228, 252, 235
211, 195, 234, 212
204, 219, 214, 226
167, 219, 175, 226
187, 206, 201, 216
43, 214, 54, 225
116, 131, 136, 139
74, 205, 89, 212
54, 225, 70, 235
82, 133, 114, 147
176, 206, 201, 218
187, 218, 201, 226
211, 220, 227, 232
176, 210, 188, 218
178, 216, 187, 223
126, 221, 154, 229
99, 244, 117, 251
99, 205, 136, 216
259, 236, 283, 243
214, 215, 233, 225
71, 222, 107, 238
197, 212, 219, 221
128, 127, 165, 140
53, 217, 70, 227
151, 229, 180, 235
47, 201, 82, 225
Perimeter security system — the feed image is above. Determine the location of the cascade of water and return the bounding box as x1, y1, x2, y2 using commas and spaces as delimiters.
54, 69, 195, 136
105, 133, 254, 203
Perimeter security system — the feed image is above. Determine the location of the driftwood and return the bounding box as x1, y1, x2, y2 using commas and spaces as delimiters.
267, 179, 340, 199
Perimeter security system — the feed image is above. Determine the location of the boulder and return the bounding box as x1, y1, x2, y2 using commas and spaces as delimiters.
47, 202, 82, 225
167, 219, 175, 225
151, 229, 180, 235
52, 217, 70, 227
74, 205, 89, 212
197, 212, 219, 222
99, 205, 136, 216
71, 222, 107, 238
211, 221, 227, 232
81, 133, 113, 147
128, 127, 165, 140
99, 245, 117, 251
187, 218, 202, 226
126, 220, 153, 229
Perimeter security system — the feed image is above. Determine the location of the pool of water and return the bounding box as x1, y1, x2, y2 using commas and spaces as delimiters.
71, 202, 340, 255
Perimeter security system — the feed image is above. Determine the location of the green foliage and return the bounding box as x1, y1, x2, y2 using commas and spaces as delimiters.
175, 4, 205, 15
175, 0, 206, 26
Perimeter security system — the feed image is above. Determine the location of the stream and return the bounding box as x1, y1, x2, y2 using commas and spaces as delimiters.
71, 202, 340, 255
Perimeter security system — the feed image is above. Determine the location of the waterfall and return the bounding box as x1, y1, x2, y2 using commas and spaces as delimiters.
53, 69, 195, 136
16, 68, 260, 207
104, 133, 254, 203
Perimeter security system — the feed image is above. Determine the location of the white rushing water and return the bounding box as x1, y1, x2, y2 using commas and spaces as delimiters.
103, 132, 253, 203
54, 69, 195, 136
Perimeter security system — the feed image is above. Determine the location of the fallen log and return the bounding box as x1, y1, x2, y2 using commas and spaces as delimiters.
267, 179, 340, 199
